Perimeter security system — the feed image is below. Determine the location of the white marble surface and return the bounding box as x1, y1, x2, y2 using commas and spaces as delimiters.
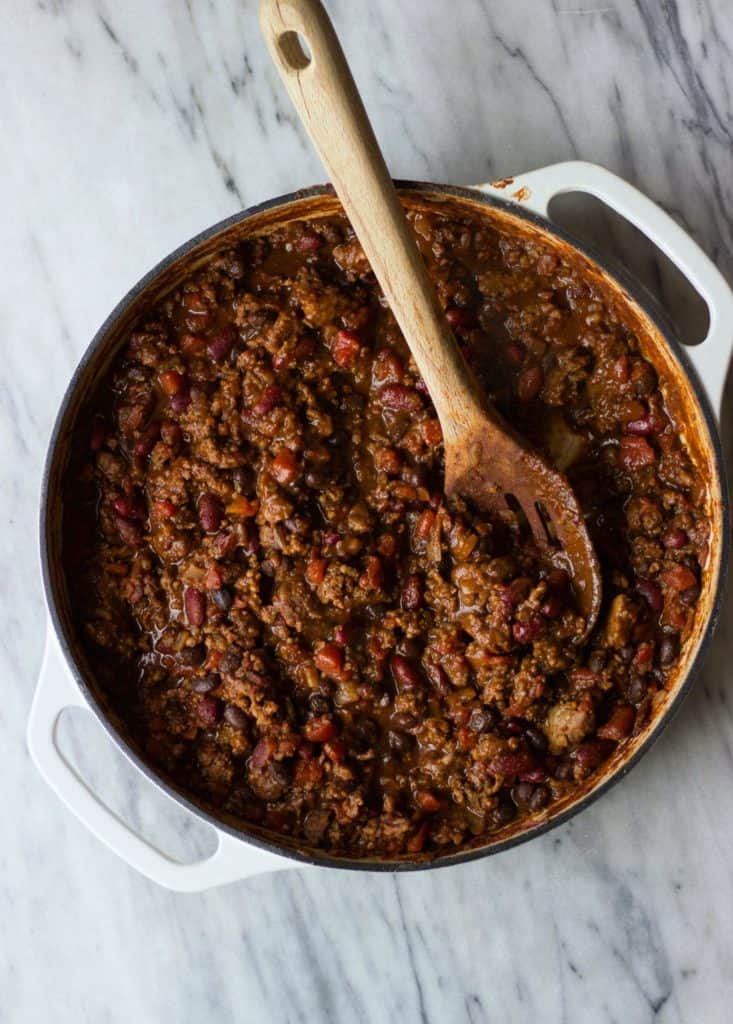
4, 0, 733, 1020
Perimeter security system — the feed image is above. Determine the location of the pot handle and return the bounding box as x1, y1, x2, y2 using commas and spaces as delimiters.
27, 631, 301, 891
474, 161, 733, 418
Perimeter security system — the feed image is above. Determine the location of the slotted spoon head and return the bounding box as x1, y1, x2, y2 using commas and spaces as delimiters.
444, 405, 602, 637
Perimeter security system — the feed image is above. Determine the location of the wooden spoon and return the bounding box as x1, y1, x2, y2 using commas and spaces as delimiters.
259, 0, 601, 633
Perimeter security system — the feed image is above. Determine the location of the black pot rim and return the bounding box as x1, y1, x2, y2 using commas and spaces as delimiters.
39, 180, 731, 873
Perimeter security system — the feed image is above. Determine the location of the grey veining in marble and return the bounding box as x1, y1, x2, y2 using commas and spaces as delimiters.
3, 1, 733, 1021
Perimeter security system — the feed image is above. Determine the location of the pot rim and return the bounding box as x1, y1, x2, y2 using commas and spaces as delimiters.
40, 180, 730, 872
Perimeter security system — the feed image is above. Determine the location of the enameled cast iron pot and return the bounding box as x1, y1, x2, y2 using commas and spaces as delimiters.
29, 162, 732, 891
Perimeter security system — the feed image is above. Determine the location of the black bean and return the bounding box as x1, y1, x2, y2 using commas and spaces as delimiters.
490, 800, 517, 828
178, 643, 206, 668
628, 670, 647, 705
659, 633, 680, 667
524, 724, 548, 753
513, 782, 535, 806
588, 650, 606, 674
469, 706, 498, 733
192, 673, 220, 694
391, 711, 418, 731
529, 785, 550, 811
388, 730, 412, 754
224, 704, 248, 729
554, 761, 575, 781
219, 645, 243, 674
211, 587, 233, 612
308, 693, 332, 716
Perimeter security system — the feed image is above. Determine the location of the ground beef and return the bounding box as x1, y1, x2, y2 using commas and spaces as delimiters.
62, 205, 710, 859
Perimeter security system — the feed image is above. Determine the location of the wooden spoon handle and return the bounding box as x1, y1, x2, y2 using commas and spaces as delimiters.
259, 0, 480, 445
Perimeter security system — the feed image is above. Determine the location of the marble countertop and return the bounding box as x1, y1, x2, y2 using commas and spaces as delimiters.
4, 0, 732, 1020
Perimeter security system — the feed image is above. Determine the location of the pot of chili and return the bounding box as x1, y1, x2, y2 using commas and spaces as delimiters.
29, 162, 731, 890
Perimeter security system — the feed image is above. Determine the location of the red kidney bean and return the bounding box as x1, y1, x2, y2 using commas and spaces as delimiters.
663, 527, 688, 549
295, 232, 322, 253
512, 615, 545, 644
617, 436, 656, 470
134, 419, 161, 457
333, 329, 362, 367
540, 593, 564, 619
572, 738, 614, 771
184, 586, 206, 627
407, 821, 430, 854
170, 389, 191, 413
333, 623, 355, 646
517, 365, 544, 401
445, 306, 474, 329
271, 449, 298, 485
519, 767, 548, 784
114, 494, 146, 520
197, 696, 222, 725
252, 383, 282, 417
160, 420, 182, 446
416, 790, 442, 812
390, 654, 423, 692
661, 564, 698, 592
315, 643, 344, 679
636, 579, 663, 614
115, 515, 142, 547
304, 718, 337, 743
501, 577, 532, 608
206, 325, 237, 362
378, 384, 423, 412
597, 704, 635, 741
224, 704, 248, 729
198, 493, 223, 532
425, 663, 450, 696
506, 341, 526, 366
250, 737, 275, 768
401, 574, 423, 611
489, 751, 534, 777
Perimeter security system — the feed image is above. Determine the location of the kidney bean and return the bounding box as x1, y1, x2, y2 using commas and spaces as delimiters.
390, 654, 422, 691
501, 577, 532, 608
197, 696, 222, 725
489, 750, 534, 777
659, 633, 680, 667
540, 593, 564, 619
333, 329, 362, 367
506, 341, 526, 366
197, 493, 223, 533
517, 365, 544, 401
324, 739, 346, 763
206, 325, 237, 362
170, 389, 191, 413
407, 821, 430, 854
628, 670, 648, 704
512, 615, 545, 644
295, 232, 322, 253
416, 790, 442, 812
115, 515, 142, 547
663, 527, 688, 549
572, 738, 614, 771
378, 384, 423, 412
224, 704, 248, 729
211, 587, 233, 612
160, 420, 182, 446
445, 306, 474, 329
617, 435, 656, 470
219, 645, 242, 674
661, 564, 698, 592
252, 383, 282, 417
400, 573, 423, 611
134, 419, 161, 457
178, 643, 207, 668
271, 449, 298, 485
636, 579, 663, 614
372, 348, 404, 385
513, 782, 535, 806
519, 767, 548, 784
250, 737, 276, 768
184, 587, 206, 627
490, 800, 517, 828
192, 674, 219, 694
114, 494, 146, 520
304, 718, 337, 742
597, 704, 635, 741
315, 643, 344, 679
611, 354, 630, 383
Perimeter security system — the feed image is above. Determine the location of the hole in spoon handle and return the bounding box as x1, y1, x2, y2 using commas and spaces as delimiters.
277, 30, 312, 71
